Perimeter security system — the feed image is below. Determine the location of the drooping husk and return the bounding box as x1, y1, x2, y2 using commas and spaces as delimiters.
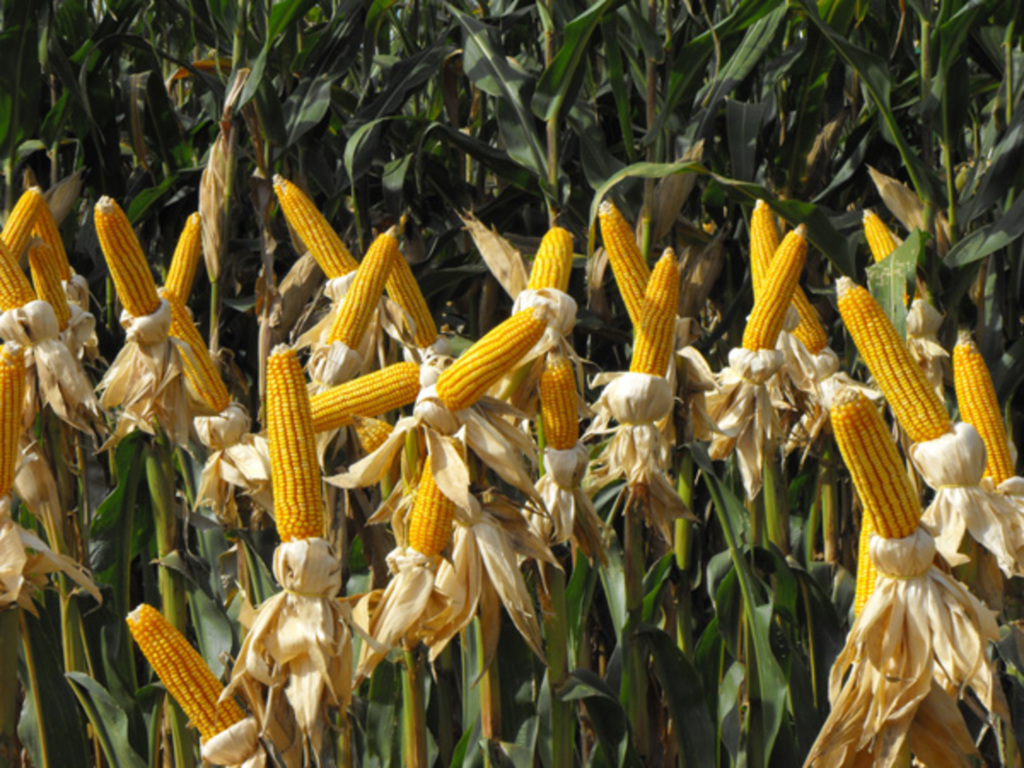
533, 443, 607, 563
194, 403, 273, 523
906, 298, 948, 404
201, 716, 266, 768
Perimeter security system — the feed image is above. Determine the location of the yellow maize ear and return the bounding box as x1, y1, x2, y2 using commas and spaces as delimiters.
0, 239, 36, 311
385, 252, 438, 348
539, 353, 578, 450
406, 459, 455, 557
31, 201, 72, 281
854, 513, 877, 616
749, 200, 779, 297
954, 334, 1015, 485
95, 197, 161, 317
28, 240, 71, 332
0, 342, 24, 497
352, 416, 393, 455
309, 361, 420, 433
791, 288, 828, 354
126, 604, 246, 741
2, 187, 44, 263
273, 175, 358, 278
436, 306, 549, 412
598, 200, 650, 327
631, 248, 679, 377
527, 227, 574, 293
863, 209, 898, 263
326, 228, 398, 349
163, 212, 202, 304
836, 278, 951, 444
267, 347, 324, 541
166, 297, 230, 414
742, 225, 807, 351
830, 388, 921, 540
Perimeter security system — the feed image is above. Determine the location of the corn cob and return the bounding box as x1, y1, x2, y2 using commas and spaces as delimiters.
863, 209, 898, 263
31, 201, 72, 281
539, 354, 578, 451
0, 343, 25, 497
385, 253, 438, 348
166, 297, 230, 414
435, 306, 548, 412
598, 200, 650, 327
273, 175, 358, 278
631, 249, 679, 377
830, 388, 920, 540
954, 334, 1015, 485
353, 417, 393, 455
126, 603, 246, 741
0, 239, 37, 311
309, 361, 420, 432
326, 228, 398, 349
791, 289, 829, 354
406, 459, 456, 557
527, 227, 574, 293
163, 212, 202, 304
2, 187, 44, 263
94, 197, 161, 317
749, 200, 779, 296
836, 278, 950, 444
267, 347, 324, 541
854, 514, 877, 616
742, 225, 807, 351
28, 240, 71, 332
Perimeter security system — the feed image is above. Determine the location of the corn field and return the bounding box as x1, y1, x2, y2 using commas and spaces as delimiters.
2, 0, 1024, 766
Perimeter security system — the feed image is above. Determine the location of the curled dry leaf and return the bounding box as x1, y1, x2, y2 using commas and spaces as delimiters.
459, 211, 529, 299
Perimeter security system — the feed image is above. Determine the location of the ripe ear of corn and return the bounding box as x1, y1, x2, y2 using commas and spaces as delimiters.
95, 197, 161, 317
630, 248, 679, 377
954, 334, 1015, 485
126, 603, 246, 741
853, 514, 877, 616
0, 239, 37, 311
435, 306, 549, 412
0, 342, 25, 497
31, 201, 72, 281
163, 212, 203, 303
539, 354, 578, 450
166, 296, 230, 414
352, 416, 393, 455
327, 228, 398, 349
2, 187, 45, 263
836, 277, 950, 444
598, 200, 650, 327
28, 240, 71, 332
527, 227, 574, 293
830, 388, 921, 540
406, 459, 456, 557
385, 252, 438, 348
790, 288, 828, 354
273, 175, 358, 278
267, 347, 325, 541
742, 225, 807, 351
309, 361, 420, 432
749, 200, 779, 296
863, 209, 898, 263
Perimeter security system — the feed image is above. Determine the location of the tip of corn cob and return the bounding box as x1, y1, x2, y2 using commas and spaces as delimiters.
835, 276, 854, 298
793, 223, 807, 238
95, 196, 118, 214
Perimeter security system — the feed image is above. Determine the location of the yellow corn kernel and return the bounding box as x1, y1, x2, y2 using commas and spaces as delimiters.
2, 187, 45, 263
385, 253, 438, 348
166, 297, 230, 414
28, 240, 71, 332
863, 209, 898, 263
309, 361, 420, 433
163, 212, 202, 304
353, 416, 393, 455
854, 513, 877, 616
742, 225, 807, 351
527, 227, 574, 293
95, 197, 161, 317
954, 334, 1015, 486
326, 228, 398, 349
836, 278, 951, 444
830, 388, 921, 540
539, 354, 578, 451
598, 200, 650, 327
273, 175, 358, 278
436, 306, 549, 412
406, 459, 455, 557
749, 199, 779, 297
0, 342, 25, 497
0, 239, 36, 311
267, 347, 324, 541
126, 604, 246, 741
31, 201, 72, 281
791, 289, 828, 354
631, 248, 679, 377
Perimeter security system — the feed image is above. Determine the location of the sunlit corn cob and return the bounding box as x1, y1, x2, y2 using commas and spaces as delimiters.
0, 343, 25, 497
435, 306, 548, 411
749, 200, 779, 295
94, 197, 161, 317
353, 417, 393, 455
831, 388, 920, 540
273, 175, 358, 278
527, 227, 574, 293
309, 361, 420, 432
31, 201, 72, 282
598, 200, 650, 327
166, 297, 230, 414
836, 278, 950, 444
741, 225, 807, 351
406, 459, 455, 557
630, 248, 679, 377
954, 334, 1015, 485
28, 241, 71, 331
0, 240, 37, 311
163, 212, 202, 304
854, 515, 877, 616
791, 289, 828, 354
267, 347, 324, 541
385, 253, 438, 348
326, 228, 398, 349
863, 209, 898, 263
539, 354, 578, 451
2, 187, 44, 262
126, 603, 246, 741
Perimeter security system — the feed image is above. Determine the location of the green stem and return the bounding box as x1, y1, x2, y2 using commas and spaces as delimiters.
821, 443, 838, 566
675, 452, 694, 656
0, 609, 18, 768
542, 563, 573, 768
621, 502, 649, 758
402, 649, 427, 768
762, 451, 788, 555
435, 645, 456, 766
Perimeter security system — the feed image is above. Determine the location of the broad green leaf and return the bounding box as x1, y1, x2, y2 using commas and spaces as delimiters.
282, 74, 336, 150
561, 670, 641, 768
267, 0, 318, 40
945, 193, 1024, 268
66, 673, 147, 768
865, 229, 924, 339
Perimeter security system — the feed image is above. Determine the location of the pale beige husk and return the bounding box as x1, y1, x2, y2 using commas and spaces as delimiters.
201, 716, 266, 768
63, 283, 101, 363
674, 319, 718, 443
63, 273, 91, 313
533, 443, 607, 563
905, 298, 948, 404
804, 527, 998, 767
194, 403, 273, 522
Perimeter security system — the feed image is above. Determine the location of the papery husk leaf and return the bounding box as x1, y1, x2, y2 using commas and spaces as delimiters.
905, 298, 948, 405
459, 212, 528, 299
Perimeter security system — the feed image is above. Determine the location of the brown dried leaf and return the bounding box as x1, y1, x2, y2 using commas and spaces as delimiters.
459, 211, 528, 298
651, 140, 705, 243
44, 169, 85, 226
868, 165, 951, 257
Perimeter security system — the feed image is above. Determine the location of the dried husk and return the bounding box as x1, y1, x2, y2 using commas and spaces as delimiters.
194, 403, 273, 522
533, 443, 606, 563
201, 716, 265, 768
905, 298, 948, 404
